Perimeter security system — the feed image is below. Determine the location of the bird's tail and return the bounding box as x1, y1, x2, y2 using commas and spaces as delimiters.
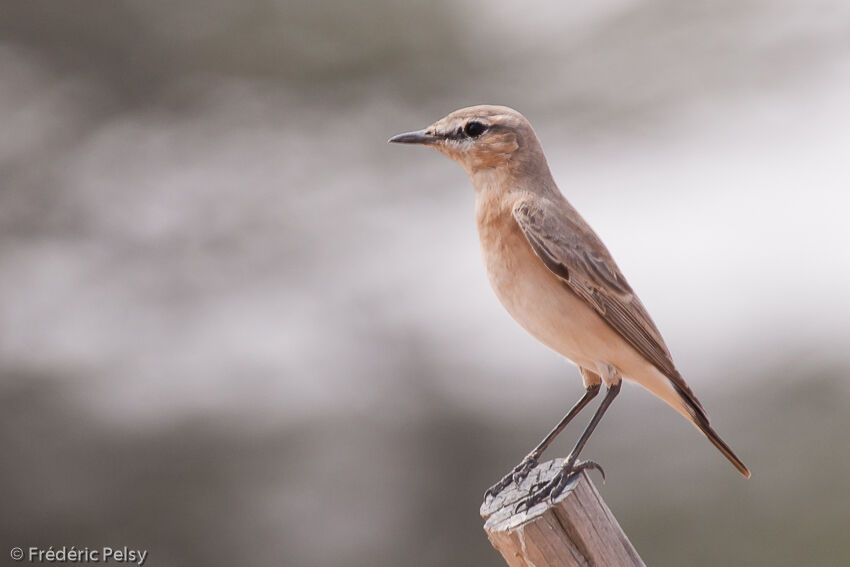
640, 368, 751, 478
687, 406, 751, 478
668, 380, 751, 479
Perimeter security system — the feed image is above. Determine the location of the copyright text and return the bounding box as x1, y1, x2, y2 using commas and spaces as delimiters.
10, 547, 148, 565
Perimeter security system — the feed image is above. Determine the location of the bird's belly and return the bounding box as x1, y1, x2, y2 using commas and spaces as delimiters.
482, 232, 618, 370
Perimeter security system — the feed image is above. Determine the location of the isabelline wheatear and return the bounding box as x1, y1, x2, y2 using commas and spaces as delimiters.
390, 105, 750, 508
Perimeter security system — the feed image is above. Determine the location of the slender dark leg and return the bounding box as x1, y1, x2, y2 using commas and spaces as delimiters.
484, 383, 601, 499
519, 381, 621, 510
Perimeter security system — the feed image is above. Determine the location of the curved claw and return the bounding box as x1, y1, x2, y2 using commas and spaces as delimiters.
484, 456, 539, 500
484, 478, 509, 501
484, 472, 517, 501
515, 472, 565, 512
511, 457, 537, 484
515, 482, 547, 513
573, 460, 606, 483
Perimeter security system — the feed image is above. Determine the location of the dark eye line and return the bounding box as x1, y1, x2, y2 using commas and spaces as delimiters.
442, 121, 489, 140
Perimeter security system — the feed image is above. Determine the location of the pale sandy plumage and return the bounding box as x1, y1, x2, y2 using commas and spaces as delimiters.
390, 105, 750, 485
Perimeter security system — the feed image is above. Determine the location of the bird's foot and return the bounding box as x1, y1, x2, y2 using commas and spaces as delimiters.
484, 455, 540, 500
515, 460, 605, 513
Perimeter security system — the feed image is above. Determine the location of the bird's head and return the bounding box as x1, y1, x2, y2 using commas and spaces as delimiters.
389, 105, 547, 178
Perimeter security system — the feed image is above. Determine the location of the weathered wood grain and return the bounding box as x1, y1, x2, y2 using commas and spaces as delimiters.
481, 459, 645, 567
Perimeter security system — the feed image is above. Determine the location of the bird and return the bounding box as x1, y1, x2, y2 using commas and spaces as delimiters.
389, 105, 750, 509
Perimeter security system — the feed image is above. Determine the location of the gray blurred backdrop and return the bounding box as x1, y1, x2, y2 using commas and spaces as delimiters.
2, 1, 849, 565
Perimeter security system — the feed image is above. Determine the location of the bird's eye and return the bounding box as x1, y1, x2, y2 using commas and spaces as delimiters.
464, 121, 487, 138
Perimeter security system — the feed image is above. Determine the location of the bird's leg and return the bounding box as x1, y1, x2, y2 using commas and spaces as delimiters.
484, 383, 601, 500
518, 381, 621, 511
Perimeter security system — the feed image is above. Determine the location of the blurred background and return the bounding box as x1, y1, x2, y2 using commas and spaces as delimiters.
2, 1, 849, 565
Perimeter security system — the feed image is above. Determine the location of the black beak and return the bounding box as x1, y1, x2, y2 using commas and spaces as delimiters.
388, 129, 439, 145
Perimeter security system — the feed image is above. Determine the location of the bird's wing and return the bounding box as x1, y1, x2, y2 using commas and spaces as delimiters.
512, 198, 705, 417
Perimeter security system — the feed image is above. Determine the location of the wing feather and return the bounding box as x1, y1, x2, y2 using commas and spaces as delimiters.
512, 198, 706, 418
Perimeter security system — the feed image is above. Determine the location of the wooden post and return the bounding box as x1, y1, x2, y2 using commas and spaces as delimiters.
480, 459, 645, 567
